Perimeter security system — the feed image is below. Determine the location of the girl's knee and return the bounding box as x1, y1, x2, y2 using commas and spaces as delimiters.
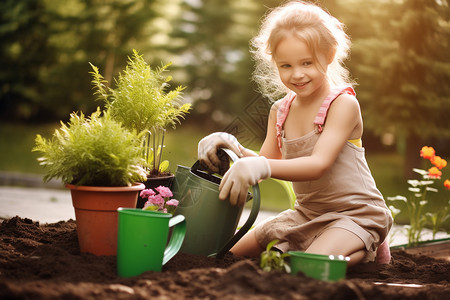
347, 249, 366, 267
306, 227, 365, 257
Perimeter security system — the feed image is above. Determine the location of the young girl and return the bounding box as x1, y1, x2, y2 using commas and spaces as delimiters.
198, 1, 392, 266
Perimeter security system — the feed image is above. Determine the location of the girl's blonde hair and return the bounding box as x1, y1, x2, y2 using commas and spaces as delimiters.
251, 1, 353, 101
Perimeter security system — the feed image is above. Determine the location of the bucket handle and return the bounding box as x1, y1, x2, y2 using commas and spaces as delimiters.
213, 148, 261, 258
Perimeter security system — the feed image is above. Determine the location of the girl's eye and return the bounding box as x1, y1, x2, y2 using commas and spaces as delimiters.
280, 64, 291, 68
303, 61, 313, 66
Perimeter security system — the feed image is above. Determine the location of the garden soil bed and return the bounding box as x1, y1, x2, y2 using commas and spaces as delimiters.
0, 217, 449, 299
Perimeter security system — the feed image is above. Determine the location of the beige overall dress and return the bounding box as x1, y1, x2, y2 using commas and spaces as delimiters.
254, 86, 393, 262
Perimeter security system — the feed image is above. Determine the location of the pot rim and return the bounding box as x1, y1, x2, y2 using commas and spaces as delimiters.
65, 182, 145, 192
288, 251, 350, 262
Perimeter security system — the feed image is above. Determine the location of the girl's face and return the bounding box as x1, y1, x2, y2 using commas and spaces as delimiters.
273, 35, 329, 100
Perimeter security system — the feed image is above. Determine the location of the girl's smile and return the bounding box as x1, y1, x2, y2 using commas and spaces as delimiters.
273, 34, 328, 101
292, 81, 310, 89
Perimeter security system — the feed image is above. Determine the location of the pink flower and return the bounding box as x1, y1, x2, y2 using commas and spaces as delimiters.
141, 186, 179, 214
147, 194, 165, 207
155, 186, 173, 198
165, 199, 179, 207
165, 199, 179, 214
140, 189, 156, 199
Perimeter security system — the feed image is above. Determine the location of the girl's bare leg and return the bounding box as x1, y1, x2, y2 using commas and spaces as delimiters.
306, 227, 366, 267
230, 230, 264, 257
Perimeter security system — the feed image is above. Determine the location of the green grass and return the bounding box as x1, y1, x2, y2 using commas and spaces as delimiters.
1, 122, 448, 231
0, 123, 58, 174
366, 152, 408, 200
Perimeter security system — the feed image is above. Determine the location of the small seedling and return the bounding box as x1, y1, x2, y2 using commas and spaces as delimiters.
260, 239, 291, 273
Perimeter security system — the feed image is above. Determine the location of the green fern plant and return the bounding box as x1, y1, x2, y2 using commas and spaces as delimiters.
90, 49, 191, 176
33, 108, 147, 187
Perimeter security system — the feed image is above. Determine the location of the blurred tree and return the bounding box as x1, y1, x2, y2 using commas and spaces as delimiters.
42, 0, 162, 119
0, 0, 55, 121
167, 1, 273, 121
0, 0, 161, 122
2, 0, 449, 172
168, 0, 251, 129
345, 0, 450, 177
166, 0, 284, 149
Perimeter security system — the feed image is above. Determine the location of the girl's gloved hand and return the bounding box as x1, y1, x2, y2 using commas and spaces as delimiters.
198, 132, 243, 173
219, 156, 271, 206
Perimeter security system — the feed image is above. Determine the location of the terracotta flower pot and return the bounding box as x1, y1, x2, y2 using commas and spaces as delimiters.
67, 183, 145, 256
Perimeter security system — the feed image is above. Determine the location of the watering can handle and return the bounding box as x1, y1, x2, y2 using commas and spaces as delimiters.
221, 148, 240, 163
215, 148, 261, 258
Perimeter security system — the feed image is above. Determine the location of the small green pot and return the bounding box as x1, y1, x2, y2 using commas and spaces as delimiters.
117, 208, 186, 277
288, 251, 350, 281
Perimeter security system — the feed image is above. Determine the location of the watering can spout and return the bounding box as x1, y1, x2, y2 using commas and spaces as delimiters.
172, 148, 261, 258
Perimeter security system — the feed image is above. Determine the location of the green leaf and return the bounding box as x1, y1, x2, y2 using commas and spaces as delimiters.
259, 239, 290, 273
266, 239, 279, 252
159, 160, 169, 173
89, 50, 191, 174
33, 108, 147, 186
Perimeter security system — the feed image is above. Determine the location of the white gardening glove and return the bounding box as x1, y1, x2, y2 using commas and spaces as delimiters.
198, 132, 243, 173
219, 156, 271, 206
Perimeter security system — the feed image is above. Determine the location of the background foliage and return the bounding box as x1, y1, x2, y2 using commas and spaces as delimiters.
1, 0, 449, 186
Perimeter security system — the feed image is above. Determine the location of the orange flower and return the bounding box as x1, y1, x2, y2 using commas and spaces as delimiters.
428, 166, 442, 179
420, 146, 435, 160
444, 179, 450, 190
430, 156, 447, 170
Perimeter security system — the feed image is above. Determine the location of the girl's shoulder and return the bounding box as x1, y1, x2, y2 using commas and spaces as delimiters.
326, 91, 361, 124
274, 91, 296, 112
268, 100, 281, 120
330, 86, 356, 100
272, 99, 282, 110
334, 88, 359, 108
321, 86, 358, 113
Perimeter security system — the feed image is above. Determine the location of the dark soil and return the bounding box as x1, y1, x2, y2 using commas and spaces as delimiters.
0, 216, 449, 299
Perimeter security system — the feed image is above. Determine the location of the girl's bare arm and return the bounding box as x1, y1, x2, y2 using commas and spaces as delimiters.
268, 93, 362, 181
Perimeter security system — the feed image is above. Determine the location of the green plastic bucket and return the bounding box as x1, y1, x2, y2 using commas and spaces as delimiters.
288, 251, 350, 281
172, 149, 260, 258
117, 208, 186, 277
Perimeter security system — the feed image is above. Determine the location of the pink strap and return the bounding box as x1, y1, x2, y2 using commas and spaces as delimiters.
314, 86, 355, 133
276, 86, 356, 148
276, 91, 296, 149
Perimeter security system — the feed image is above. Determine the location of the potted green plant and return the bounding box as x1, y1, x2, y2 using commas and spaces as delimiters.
89, 50, 191, 207
33, 108, 147, 256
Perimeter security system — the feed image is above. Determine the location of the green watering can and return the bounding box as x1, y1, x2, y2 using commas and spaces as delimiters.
172, 148, 260, 258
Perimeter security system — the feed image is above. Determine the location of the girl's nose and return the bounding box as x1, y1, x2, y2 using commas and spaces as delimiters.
292, 67, 305, 79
